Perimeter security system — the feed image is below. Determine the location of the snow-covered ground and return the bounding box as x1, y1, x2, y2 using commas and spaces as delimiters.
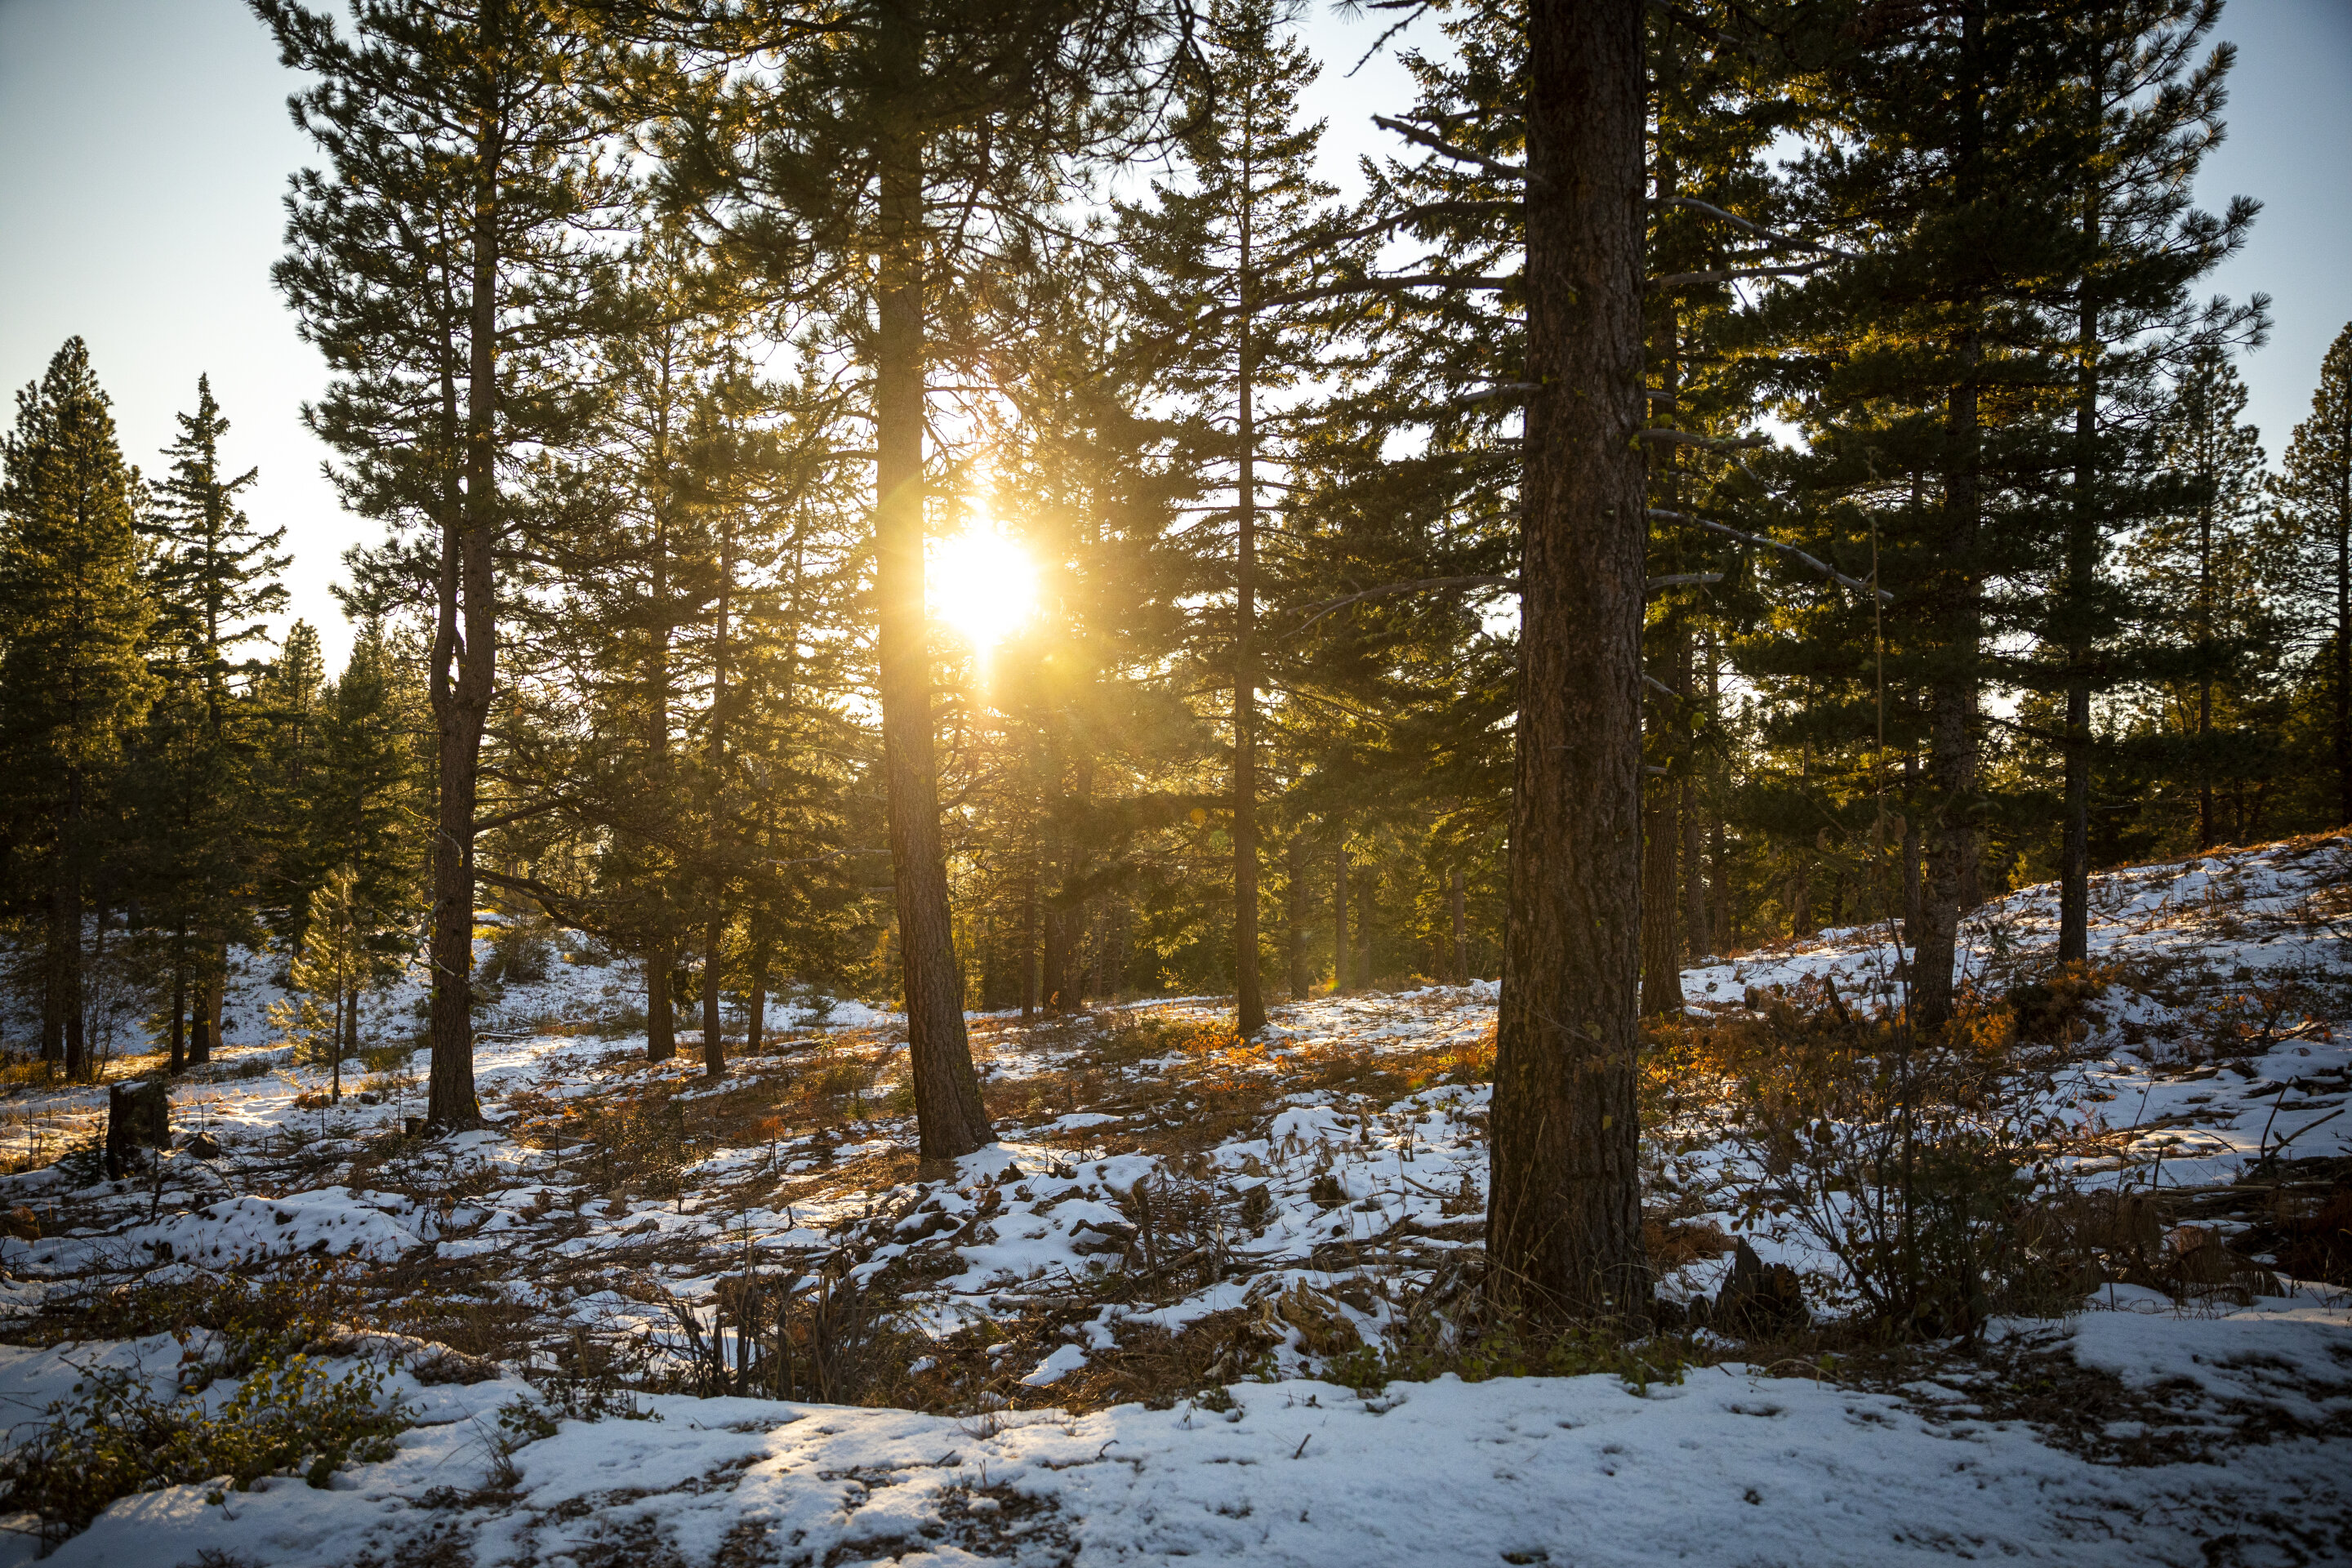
0, 835, 2346, 1565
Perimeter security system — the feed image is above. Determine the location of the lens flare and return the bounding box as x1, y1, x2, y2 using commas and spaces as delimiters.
929, 525, 1038, 648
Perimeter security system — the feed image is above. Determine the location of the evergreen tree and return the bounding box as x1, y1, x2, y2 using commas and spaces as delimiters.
0, 339, 155, 1078
1120, 0, 1361, 1036
256, 620, 332, 944
1743, 0, 2090, 1031
1487, 0, 1652, 1321
633, 0, 1192, 1159
267, 866, 373, 1100
138, 375, 289, 1067
315, 626, 427, 1004
2270, 322, 2352, 826
2125, 341, 2270, 849
259, 0, 619, 1130
2042, 0, 2258, 959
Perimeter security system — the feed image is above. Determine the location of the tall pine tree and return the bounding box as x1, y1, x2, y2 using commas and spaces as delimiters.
0, 340, 154, 1078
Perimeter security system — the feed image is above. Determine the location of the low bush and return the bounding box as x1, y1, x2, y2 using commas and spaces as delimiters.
1651, 976, 2092, 1339
479, 921, 552, 987
0, 1353, 408, 1541
17, 1260, 368, 1372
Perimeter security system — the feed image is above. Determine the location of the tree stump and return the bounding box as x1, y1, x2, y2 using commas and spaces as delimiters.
105, 1080, 171, 1178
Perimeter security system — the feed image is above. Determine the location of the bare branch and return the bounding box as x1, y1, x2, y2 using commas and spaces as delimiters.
1653, 196, 1859, 258
1648, 507, 1892, 603
1290, 574, 1516, 636
1638, 430, 1770, 451
1459, 382, 1539, 404
1371, 114, 1526, 181
1648, 261, 1835, 291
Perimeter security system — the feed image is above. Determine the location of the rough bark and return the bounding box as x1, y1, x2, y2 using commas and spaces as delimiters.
1287, 836, 1311, 999
873, 0, 991, 1160
1486, 0, 1650, 1321
1450, 866, 1468, 983
647, 935, 676, 1062
1233, 175, 1265, 1038
701, 913, 726, 1078
1332, 846, 1349, 992
1911, 7, 1986, 1036
425, 60, 503, 1133
2058, 158, 2100, 964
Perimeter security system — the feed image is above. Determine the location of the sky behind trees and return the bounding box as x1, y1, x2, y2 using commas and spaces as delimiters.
2, 0, 2345, 665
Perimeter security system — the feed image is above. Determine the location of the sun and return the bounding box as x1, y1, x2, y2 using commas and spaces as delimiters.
929, 524, 1038, 648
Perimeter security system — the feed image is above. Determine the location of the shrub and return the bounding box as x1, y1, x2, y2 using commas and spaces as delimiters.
24, 1260, 368, 1372
0, 1354, 408, 1541
577, 1095, 687, 1197
480, 921, 552, 987
1657, 978, 2091, 1339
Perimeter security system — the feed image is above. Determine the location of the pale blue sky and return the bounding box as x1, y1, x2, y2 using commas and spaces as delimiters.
2, 0, 2345, 667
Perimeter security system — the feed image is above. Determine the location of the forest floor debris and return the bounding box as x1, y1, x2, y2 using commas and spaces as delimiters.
0, 833, 2347, 1563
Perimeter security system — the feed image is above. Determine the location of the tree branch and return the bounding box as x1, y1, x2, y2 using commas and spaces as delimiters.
1648, 507, 1892, 602
1639, 429, 1770, 451
1649, 261, 1835, 291
1652, 197, 1858, 258
1290, 574, 1516, 635
1371, 114, 1526, 181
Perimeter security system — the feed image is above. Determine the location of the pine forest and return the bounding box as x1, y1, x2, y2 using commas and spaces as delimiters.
0, 1, 2348, 1561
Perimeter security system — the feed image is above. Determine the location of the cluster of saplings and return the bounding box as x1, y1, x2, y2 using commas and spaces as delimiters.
5, 0, 2350, 1318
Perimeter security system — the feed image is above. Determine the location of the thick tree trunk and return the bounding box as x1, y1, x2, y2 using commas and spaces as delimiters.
702, 913, 726, 1078
1450, 866, 1468, 984
646, 936, 676, 1061
1332, 846, 1349, 991
1486, 0, 1650, 1321
167, 931, 188, 1076
424, 82, 504, 1134
2058, 173, 2101, 964
1287, 836, 1310, 1000
873, 4, 991, 1160
1233, 192, 1265, 1038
